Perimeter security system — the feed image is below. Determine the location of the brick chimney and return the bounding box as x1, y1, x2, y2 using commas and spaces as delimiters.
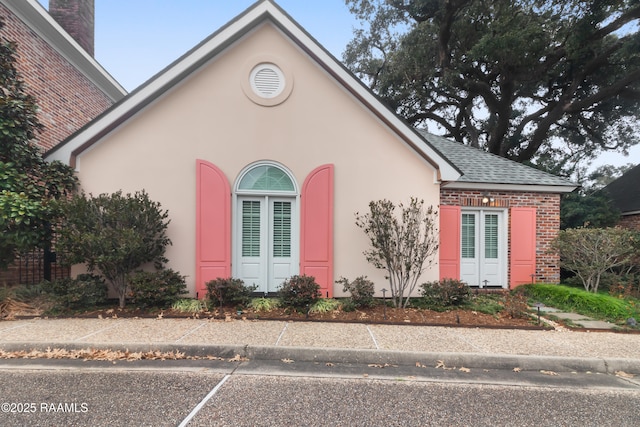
49, 0, 95, 56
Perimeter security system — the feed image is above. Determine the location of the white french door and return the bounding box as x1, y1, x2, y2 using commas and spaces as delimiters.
236, 196, 297, 293
460, 210, 507, 288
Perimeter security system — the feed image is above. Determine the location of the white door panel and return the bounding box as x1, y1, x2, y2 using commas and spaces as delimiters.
236, 196, 297, 293
460, 210, 506, 288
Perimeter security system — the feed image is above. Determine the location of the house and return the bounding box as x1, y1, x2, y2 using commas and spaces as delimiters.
0, 0, 126, 284
45, 0, 577, 298
603, 164, 640, 231
0, 0, 125, 152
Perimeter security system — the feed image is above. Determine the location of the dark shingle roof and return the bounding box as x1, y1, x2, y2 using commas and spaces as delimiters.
603, 164, 640, 214
419, 131, 576, 188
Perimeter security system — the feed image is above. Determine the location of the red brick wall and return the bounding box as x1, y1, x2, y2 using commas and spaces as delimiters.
49, 0, 94, 56
0, 2, 113, 152
440, 189, 561, 285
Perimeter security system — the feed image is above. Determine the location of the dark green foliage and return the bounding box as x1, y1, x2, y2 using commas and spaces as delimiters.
49, 274, 108, 310
128, 269, 187, 309
278, 275, 320, 309
520, 284, 639, 322
336, 276, 375, 308
0, 21, 77, 269
420, 279, 471, 308
206, 277, 257, 308
560, 191, 620, 230
56, 190, 171, 308
344, 0, 640, 173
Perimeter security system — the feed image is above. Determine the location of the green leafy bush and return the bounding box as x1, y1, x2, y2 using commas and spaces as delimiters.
128, 269, 187, 309
278, 275, 320, 309
336, 276, 375, 308
206, 277, 256, 308
420, 279, 471, 308
520, 284, 639, 321
49, 274, 108, 310
171, 298, 208, 314
249, 297, 280, 312
310, 298, 341, 313
56, 190, 172, 308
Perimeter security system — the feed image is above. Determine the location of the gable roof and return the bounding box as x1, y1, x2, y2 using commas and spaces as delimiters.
421, 132, 577, 192
44, 0, 460, 181
43, 0, 575, 194
603, 163, 640, 214
1, 0, 126, 101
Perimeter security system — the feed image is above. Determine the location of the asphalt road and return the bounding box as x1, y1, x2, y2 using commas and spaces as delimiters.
0, 359, 639, 426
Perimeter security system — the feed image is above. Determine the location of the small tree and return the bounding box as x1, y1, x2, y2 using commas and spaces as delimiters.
552, 227, 640, 293
57, 190, 171, 308
355, 198, 438, 308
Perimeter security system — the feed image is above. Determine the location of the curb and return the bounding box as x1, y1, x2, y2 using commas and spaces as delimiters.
1, 342, 638, 375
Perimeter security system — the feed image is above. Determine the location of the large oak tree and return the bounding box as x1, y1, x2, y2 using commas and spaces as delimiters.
344, 0, 640, 174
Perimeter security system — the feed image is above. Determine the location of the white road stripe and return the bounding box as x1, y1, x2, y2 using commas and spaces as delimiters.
275, 322, 289, 346
174, 321, 207, 343
366, 325, 380, 350
178, 374, 231, 427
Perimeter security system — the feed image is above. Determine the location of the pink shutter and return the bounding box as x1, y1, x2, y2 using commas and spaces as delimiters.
439, 205, 461, 280
300, 164, 334, 297
196, 160, 231, 299
510, 207, 537, 288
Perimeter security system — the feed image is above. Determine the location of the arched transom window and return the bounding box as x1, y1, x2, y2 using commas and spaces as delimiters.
237, 164, 296, 193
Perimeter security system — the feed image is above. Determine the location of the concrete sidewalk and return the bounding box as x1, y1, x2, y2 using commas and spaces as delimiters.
0, 317, 639, 375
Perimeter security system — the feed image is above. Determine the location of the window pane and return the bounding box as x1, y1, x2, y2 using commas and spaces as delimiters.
272, 201, 291, 257
485, 214, 498, 259
239, 165, 294, 192
461, 213, 475, 259
242, 201, 261, 257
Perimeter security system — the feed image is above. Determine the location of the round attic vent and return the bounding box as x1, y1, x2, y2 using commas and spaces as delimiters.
250, 63, 285, 98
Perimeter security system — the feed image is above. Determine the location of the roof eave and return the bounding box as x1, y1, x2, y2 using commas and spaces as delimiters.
442, 181, 578, 193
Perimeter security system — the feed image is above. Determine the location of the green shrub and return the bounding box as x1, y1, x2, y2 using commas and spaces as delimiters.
128, 269, 187, 309
336, 276, 375, 308
206, 277, 256, 308
278, 275, 320, 308
465, 293, 505, 315
420, 279, 471, 308
310, 298, 341, 313
249, 297, 280, 312
171, 298, 208, 314
49, 274, 108, 310
57, 190, 172, 308
520, 283, 639, 321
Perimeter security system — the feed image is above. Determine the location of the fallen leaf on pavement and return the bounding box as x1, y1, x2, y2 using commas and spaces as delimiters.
615, 371, 635, 378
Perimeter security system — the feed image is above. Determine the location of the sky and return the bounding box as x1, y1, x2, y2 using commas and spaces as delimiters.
37, 0, 638, 171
